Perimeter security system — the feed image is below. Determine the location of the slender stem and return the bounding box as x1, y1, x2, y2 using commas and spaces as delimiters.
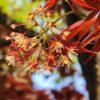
53, 11, 74, 23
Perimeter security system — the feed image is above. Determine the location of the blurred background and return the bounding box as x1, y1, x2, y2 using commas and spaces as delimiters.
0, 0, 99, 100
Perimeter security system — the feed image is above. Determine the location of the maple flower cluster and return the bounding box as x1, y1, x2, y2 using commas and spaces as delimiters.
6, 0, 100, 73
5, 6, 76, 73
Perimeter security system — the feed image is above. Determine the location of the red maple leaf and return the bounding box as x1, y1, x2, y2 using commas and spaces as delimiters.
44, 0, 59, 10
71, 0, 96, 10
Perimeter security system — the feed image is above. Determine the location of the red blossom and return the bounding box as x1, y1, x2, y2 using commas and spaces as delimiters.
6, 0, 100, 72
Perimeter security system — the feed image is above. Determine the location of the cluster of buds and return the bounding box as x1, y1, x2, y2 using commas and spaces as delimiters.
5, 6, 84, 73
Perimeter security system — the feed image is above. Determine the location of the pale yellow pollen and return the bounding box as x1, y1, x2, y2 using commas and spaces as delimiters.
47, 12, 51, 17
53, 41, 64, 53
47, 22, 53, 27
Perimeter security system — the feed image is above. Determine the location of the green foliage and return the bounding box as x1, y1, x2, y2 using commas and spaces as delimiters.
0, 0, 43, 27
